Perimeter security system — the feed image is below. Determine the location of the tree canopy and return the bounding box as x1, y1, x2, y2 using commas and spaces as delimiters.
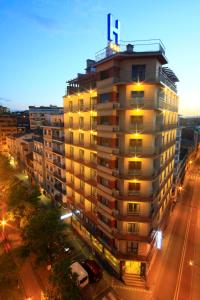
21, 208, 68, 265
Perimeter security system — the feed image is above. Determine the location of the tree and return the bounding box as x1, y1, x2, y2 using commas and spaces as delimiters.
0, 253, 21, 299
21, 208, 68, 265
50, 257, 80, 300
7, 178, 40, 228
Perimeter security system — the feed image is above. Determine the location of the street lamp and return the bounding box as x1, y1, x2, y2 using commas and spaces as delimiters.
0, 218, 7, 237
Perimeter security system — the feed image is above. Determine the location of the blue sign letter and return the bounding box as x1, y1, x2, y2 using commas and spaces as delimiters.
107, 13, 120, 46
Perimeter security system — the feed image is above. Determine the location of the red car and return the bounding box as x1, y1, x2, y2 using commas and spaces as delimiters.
81, 259, 103, 283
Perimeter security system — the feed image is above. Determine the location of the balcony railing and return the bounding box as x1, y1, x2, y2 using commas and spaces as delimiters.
52, 148, 64, 155
52, 135, 64, 142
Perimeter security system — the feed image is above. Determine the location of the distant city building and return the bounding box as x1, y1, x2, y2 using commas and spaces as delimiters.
0, 114, 18, 154
0, 105, 10, 114
29, 105, 63, 130
6, 132, 34, 169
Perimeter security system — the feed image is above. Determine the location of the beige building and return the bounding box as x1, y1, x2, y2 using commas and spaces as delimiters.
43, 114, 66, 206
7, 133, 34, 169
64, 42, 178, 286
29, 105, 63, 130
0, 114, 18, 154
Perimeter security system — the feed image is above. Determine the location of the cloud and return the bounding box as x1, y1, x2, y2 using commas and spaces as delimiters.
25, 12, 62, 33
0, 97, 13, 102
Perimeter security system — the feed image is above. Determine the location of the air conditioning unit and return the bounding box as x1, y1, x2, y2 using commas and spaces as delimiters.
113, 126, 120, 132
112, 169, 119, 176
113, 103, 120, 109
112, 149, 119, 155
112, 189, 119, 196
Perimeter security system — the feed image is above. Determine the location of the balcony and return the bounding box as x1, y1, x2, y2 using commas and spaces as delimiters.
53, 159, 65, 169
52, 148, 64, 155
53, 172, 66, 182
52, 135, 65, 142
44, 121, 64, 127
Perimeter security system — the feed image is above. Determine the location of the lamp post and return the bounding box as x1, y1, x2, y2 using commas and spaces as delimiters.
1, 218, 7, 238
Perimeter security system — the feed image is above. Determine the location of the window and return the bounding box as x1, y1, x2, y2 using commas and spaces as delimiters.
69, 101, 73, 111
127, 203, 140, 215
99, 93, 110, 103
129, 139, 142, 148
100, 137, 110, 147
70, 146, 74, 158
69, 117, 73, 127
90, 97, 97, 109
79, 149, 84, 160
131, 91, 144, 98
129, 161, 142, 170
79, 117, 84, 128
91, 116, 97, 129
100, 177, 109, 187
132, 65, 146, 81
100, 196, 109, 206
127, 223, 139, 233
100, 116, 110, 125
78, 99, 84, 110
129, 182, 140, 192
80, 180, 85, 191
127, 242, 138, 254
80, 165, 85, 176
79, 133, 84, 145
80, 195, 85, 205
69, 132, 73, 143
90, 152, 97, 163
100, 69, 110, 80
99, 157, 109, 167
130, 116, 143, 124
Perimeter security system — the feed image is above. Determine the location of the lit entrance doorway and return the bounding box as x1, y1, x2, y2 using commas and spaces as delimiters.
125, 261, 141, 275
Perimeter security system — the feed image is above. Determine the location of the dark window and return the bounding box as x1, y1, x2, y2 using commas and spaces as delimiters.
129, 139, 142, 147
100, 196, 109, 206
132, 65, 146, 81
100, 69, 110, 80
100, 116, 110, 125
100, 177, 109, 187
127, 241, 138, 254
99, 93, 110, 103
99, 157, 109, 167
130, 116, 143, 124
131, 91, 144, 98
129, 161, 142, 170
100, 137, 110, 147
129, 182, 140, 191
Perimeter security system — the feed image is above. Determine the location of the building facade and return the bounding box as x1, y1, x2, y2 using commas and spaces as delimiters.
43, 114, 66, 206
29, 105, 63, 130
64, 41, 179, 285
0, 114, 18, 154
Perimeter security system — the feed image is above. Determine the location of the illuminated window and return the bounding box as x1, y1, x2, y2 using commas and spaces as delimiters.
129, 182, 140, 192
127, 203, 140, 215
129, 161, 141, 171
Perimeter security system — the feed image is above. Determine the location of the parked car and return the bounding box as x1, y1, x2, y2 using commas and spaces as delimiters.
70, 262, 89, 288
80, 259, 103, 283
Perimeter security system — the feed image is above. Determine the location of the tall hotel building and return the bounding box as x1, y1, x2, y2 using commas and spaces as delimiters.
64, 42, 179, 285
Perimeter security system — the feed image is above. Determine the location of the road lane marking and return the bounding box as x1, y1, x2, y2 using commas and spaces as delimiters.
173, 207, 192, 300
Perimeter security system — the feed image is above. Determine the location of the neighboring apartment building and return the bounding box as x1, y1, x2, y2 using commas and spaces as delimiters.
0, 114, 18, 154
43, 114, 66, 206
33, 136, 45, 189
29, 105, 63, 130
6, 132, 34, 169
64, 41, 179, 285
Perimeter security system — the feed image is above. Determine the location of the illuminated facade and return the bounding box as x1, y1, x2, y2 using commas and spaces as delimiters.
64, 42, 179, 286
0, 114, 18, 154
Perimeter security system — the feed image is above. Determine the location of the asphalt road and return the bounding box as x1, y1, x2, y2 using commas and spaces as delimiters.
149, 154, 200, 300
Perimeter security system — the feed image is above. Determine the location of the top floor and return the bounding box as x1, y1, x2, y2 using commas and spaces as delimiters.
29, 105, 63, 115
